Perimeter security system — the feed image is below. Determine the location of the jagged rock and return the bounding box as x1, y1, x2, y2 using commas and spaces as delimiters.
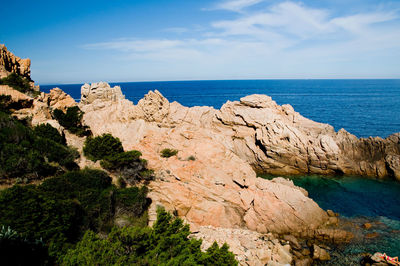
312, 244, 331, 261
0, 44, 38, 90
0, 85, 33, 109
0, 44, 31, 79
46, 87, 76, 111
80, 82, 124, 104
191, 226, 292, 266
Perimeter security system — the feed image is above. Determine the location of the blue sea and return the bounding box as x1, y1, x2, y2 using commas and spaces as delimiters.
42, 79, 400, 259
41, 79, 400, 138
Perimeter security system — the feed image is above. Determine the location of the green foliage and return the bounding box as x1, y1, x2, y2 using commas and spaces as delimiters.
188, 155, 196, 161
53, 106, 91, 137
114, 186, 149, 217
0, 73, 36, 95
61, 208, 238, 266
84, 134, 154, 184
83, 133, 124, 162
0, 95, 12, 113
34, 123, 66, 145
0, 185, 82, 257
0, 111, 79, 181
0, 169, 150, 261
161, 148, 179, 158
0, 226, 50, 266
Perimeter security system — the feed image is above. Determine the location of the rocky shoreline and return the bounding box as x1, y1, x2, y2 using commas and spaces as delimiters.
2, 45, 399, 265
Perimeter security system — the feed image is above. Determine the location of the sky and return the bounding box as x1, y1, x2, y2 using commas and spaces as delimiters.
1, 0, 400, 84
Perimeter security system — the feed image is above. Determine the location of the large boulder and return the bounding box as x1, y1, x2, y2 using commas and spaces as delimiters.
80, 82, 124, 104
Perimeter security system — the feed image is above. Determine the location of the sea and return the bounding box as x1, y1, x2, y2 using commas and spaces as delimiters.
41, 79, 400, 260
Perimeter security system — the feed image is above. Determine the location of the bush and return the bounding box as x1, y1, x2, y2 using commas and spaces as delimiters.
83, 134, 124, 162
53, 106, 91, 137
0, 226, 50, 266
0, 111, 79, 181
0, 169, 150, 261
0, 73, 35, 95
61, 208, 238, 265
160, 148, 178, 158
34, 123, 66, 145
84, 134, 154, 184
187, 155, 196, 161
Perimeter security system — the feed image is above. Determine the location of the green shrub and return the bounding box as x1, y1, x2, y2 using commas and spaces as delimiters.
0, 73, 36, 95
53, 106, 91, 137
34, 123, 66, 145
0, 226, 50, 265
0, 95, 12, 113
160, 148, 178, 158
0, 111, 79, 181
0, 185, 83, 257
188, 155, 196, 161
61, 208, 238, 265
83, 133, 124, 162
100, 150, 142, 170
0, 169, 150, 261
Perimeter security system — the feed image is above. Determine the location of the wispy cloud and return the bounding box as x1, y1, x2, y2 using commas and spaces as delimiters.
214, 0, 264, 12
82, 1, 400, 79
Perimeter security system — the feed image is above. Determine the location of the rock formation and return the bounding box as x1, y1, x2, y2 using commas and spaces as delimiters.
80, 82, 124, 104
0, 44, 38, 91
0, 44, 31, 79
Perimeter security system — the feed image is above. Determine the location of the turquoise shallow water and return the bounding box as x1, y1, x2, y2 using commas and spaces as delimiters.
261, 175, 400, 261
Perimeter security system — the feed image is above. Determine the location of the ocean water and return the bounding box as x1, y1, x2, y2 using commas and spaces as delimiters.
41, 79, 400, 138
260, 174, 400, 260
41, 79, 400, 259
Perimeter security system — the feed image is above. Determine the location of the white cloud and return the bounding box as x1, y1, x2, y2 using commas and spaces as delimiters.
214, 0, 264, 12
82, 1, 400, 79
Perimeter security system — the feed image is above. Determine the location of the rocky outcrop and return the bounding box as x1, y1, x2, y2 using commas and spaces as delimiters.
13, 87, 76, 127
0, 85, 33, 109
214, 94, 400, 180
80, 82, 124, 104
0, 44, 31, 80
0, 44, 39, 91
191, 226, 293, 265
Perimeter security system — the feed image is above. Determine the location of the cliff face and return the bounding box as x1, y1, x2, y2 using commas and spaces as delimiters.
0, 44, 31, 80
76, 82, 399, 237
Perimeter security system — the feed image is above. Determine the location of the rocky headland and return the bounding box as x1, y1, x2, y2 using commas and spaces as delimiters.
2, 44, 399, 265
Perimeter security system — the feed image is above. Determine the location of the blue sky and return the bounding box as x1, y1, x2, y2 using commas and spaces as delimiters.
1, 0, 400, 84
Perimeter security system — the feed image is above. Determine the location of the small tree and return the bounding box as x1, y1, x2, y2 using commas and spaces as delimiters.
34, 123, 66, 145
83, 134, 124, 162
160, 148, 178, 158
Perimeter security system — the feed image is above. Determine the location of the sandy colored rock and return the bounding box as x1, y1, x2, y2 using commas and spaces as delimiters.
191, 226, 292, 266
312, 244, 330, 261
0, 85, 33, 108
363, 223, 372, 230
81, 82, 124, 104
0, 44, 38, 90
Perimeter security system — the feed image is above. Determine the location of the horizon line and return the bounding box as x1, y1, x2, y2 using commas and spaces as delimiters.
39, 77, 400, 86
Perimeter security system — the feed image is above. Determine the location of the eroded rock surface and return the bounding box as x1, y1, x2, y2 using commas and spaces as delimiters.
0, 44, 31, 79
0, 44, 38, 91
191, 226, 292, 266
80, 82, 124, 104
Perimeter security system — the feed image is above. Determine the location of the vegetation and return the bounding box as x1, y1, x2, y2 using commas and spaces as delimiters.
0, 73, 37, 95
34, 123, 67, 145
161, 148, 179, 158
52, 106, 91, 137
62, 208, 237, 266
0, 226, 49, 266
0, 95, 12, 113
0, 169, 150, 262
188, 155, 196, 161
0, 111, 79, 182
84, 134, 153, 185
83, 133, 123, 161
